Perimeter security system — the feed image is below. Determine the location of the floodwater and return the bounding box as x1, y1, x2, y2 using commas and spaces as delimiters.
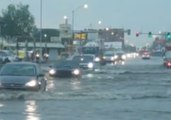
0, 57, 171, 120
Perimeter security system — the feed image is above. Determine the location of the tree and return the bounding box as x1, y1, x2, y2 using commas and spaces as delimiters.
1, 3, 36, 41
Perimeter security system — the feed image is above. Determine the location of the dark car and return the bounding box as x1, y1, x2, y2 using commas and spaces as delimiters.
163, 51, 171, 68
72, 54, 95, 70
114, 52, 126, 65
0, 62, 46, 91
48, 60, 81, 78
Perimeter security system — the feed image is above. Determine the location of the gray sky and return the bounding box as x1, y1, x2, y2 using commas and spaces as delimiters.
1, 0, 171, 47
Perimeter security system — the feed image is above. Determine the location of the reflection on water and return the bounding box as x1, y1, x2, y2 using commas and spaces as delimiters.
46, 80, 55, 91
71, 79, 81, 90
25, 101, 40, 120
0, 103, 4, 107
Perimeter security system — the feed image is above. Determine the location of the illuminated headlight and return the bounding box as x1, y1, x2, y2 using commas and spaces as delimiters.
114, 55, 118, 59
111, 57, 114, 60
122, 55, 126, 59
88, 62, 94, 69
25, 80, 37, 87
49, 69, 56, 75
72, 69, 80, 75
36, 54, 40, 57
45, 54, 49, 57
95, 57, 100, 62
127, 54, 131, 58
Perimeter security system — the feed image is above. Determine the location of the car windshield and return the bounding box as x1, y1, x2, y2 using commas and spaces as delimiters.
72, 55, 94, 62
54, 60, 79, 68
0, 64, 36, 76
104, 51, 114, 56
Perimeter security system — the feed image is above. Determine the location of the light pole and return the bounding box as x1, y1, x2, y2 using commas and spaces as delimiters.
40, 0, 43, 58
71, 4, 88, 55
72, 4, 88, 31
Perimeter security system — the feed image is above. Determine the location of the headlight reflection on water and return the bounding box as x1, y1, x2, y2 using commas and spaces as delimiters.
25, 101, 40, 120
71, 79, 81, 90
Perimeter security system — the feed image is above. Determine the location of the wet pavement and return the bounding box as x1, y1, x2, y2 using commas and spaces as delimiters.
0, 56, 171, 120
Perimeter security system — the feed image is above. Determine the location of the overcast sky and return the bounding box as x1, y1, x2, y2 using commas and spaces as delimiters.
1, 0, 171, 47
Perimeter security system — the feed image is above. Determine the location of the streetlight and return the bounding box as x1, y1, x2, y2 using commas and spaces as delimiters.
71, 4, 88, 55
44, 34, 47, 53
72, 4, 88, 32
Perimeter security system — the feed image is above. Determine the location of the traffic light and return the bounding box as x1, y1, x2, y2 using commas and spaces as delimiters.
148, 32, 152, 38
127, 29, 131, 35
166, 32, 171, 40
136, 32, 139, 37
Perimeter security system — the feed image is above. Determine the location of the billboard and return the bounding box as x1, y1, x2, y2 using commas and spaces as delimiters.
74, 32, 87, 40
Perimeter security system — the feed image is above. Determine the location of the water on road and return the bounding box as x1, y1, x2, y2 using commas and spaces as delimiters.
0, 57, 171, 120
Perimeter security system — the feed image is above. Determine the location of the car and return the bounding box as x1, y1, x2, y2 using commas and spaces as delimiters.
103, 51, 116, 63
114, 52, 126, 65
48, 60, 81, 78
0, 50, 17, 63
163, 51, 171, 68
71, 54, 96, 70
141, 51, 151, 59
0, 62, 47, 91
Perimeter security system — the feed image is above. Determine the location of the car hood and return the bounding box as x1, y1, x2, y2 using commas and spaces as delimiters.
0, 76, 37, 84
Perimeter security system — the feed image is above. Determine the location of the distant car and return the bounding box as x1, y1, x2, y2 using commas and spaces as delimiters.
0, 62, 46, 91
49, 60, 81, 78
163, 51, 171, 68
0, 50, 17, 63
141, 51, 151, 59
114, 52, 126, 65
103, 51, 116, 63
72, 54, 96, 70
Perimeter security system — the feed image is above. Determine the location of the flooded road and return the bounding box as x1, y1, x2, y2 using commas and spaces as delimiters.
0, 57, 171, 120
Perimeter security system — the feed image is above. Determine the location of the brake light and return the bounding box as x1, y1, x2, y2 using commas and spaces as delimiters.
167, 62, 171, 66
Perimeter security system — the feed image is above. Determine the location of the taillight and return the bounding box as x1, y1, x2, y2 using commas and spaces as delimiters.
167, 62, 171, 66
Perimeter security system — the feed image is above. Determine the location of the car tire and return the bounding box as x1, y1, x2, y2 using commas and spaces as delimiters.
4, 58, 10, 63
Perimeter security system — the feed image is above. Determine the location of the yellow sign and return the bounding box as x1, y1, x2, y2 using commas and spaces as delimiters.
74, 33, 87, 40
18, 50, 25, 59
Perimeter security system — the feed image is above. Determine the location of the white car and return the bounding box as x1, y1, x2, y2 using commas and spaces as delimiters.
0, 50, 17, 63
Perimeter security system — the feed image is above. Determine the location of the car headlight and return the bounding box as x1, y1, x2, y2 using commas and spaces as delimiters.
114, 55, 118, 59
25, 80, 37, 87
44, 54, 49, 57
49, 69, 56, 75
111, 57, 114, 60
88, 62, 94, 69
72, 69, 80, 75
36, 54, 40, 57
95, 57, 100, 62
122, 55, 126, 59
